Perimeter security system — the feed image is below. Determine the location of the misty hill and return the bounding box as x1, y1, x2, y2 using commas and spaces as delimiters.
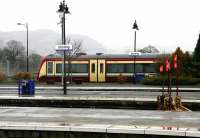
0, 30, 107, 56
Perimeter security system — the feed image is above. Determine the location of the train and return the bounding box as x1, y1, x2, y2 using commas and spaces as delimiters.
37, 53, 159, 83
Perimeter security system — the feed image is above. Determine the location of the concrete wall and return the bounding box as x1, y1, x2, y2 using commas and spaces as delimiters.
0, 130, 190, 138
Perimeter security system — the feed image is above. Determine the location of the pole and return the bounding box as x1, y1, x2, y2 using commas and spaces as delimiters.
176, 70, 179, 96
58, 0, 70, 95
169, 72, 172, 110
63, 50, 67, 95
176, 60, 179, 96
134, 31, 136, 52
133, 30, 136, 83
63, 7, 67, 95
26, 24, 29, 72
17, 23, 29, 72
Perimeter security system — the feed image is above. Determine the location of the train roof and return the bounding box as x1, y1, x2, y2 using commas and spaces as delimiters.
45, 53, 160, 59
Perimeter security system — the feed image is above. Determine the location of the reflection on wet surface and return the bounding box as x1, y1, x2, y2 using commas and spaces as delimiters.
0, 107, 200, 128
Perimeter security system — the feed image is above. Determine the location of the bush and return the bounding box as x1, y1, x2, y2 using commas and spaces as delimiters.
46, 79, 55, 84
13, 72, 32, 80
141, 76, 163, 85
141, 75, 200, 85
178, 76, 200, 85
0, 72, 7, 82
117, 73, 126, 83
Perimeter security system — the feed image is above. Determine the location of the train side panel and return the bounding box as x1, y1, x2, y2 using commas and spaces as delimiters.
37, 54, 159, 83
37, 60, 47, 81
105, 59, 157, 82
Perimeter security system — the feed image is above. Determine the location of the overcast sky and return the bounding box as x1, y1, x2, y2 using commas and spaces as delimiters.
0, 0, 200, 53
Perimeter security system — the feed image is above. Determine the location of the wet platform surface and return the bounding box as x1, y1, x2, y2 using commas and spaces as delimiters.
0, 95, 199, 111
0, 107, 200, 137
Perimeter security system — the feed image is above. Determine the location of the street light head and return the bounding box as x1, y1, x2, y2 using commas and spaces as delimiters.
65, 5, 70, 14
57, 2, 64, 13
17, 23, 22, 25
132, 20, 139, 30
57, 1, 70, 14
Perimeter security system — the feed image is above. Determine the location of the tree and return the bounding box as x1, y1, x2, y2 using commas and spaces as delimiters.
193, 34, 200, 77
65, 37, 83, 56
193, 34, 200, 62
138, 45, 159, 53
174, 47, 186, 75
56, 36, 83, 82
14, 55, 26, 72
0, 48, 3, 62
29, 53, 42, 73
3, 40, 25, 72
183, 51, 192, 74
0, 48, 4, 72
65, 37, 83, 82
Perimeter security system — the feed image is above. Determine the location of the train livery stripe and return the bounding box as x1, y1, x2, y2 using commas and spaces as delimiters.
107, 61, 156, 64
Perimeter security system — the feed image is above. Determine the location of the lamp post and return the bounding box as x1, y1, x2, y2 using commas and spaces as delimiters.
132, 20, 139, 83
17, 23, 29, 72
57, 0, 70, 95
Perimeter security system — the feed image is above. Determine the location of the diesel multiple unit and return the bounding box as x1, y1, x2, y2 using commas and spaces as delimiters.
37, 54, 159, 83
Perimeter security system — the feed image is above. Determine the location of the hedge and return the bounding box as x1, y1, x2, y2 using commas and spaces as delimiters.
13, 72, 32, 80
141, 76, 200, 85
0, 72, 7, 82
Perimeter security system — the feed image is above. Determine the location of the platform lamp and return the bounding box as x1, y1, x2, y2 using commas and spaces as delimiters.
57, 0, 70, 95
132, 20, 139, 83
17, 23, 29, 72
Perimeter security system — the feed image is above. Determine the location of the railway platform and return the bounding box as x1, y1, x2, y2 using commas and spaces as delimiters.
0, 107, 199, 137
0, 95, 199, 110
0, 84, 200, 92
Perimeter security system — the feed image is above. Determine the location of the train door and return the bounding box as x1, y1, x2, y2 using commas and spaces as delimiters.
98, 59, 105, 82
89, 59, 105, 82
90, 60, 97, 82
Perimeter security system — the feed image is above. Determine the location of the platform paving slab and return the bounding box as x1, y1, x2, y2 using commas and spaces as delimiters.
0, 123, 200, 137
144, 126, 187, 136
186, 128, 200, 137
0, 85, 200, 92
0, 107, 199, 137
106, 125, 146, 134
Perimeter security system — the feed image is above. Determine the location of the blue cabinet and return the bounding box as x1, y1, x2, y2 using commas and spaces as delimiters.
133, 74, 145, 83
18, 80, 35, 96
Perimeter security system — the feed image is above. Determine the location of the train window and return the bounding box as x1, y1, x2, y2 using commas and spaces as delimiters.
47, 62, 53, 74
64, 64, 69, 72
144, 64, 156, 73
100, 63, 103, 73
56, 63, 62, 74
107, 64, 124, 73
92, 63, 95, 73
71, 64, 88, 73
124, 64, 143, 73
136, 64, 143, 73
125, 64, 133, 73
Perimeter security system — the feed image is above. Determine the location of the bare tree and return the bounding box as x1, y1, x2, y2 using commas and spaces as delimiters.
65, 37, 83, 57
3, 40, 25, 73
64, 37, 83, 82
29, 53, 42, 73
138, 45, 159, 53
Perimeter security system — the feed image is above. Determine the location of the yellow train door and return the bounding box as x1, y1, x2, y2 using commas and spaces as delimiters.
90, 60, 97, 82
89, 59, 105, 82
98, 59, 105, 82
